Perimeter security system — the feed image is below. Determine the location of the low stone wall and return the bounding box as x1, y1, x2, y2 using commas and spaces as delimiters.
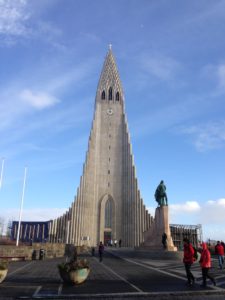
0, 243, 66, 260
0, 243, 91, 260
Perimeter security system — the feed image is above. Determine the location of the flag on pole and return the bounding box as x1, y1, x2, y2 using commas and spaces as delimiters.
16, 167, 28, 247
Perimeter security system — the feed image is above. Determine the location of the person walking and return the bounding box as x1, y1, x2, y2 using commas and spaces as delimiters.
199, 242, 216, 287
162, 232, 167, 250
183, 238, 195, 286
215, 241, 224, 269
98, 241, 104, 262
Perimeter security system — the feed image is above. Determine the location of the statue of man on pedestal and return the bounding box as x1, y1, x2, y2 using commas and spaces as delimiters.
154, 180, 168, 206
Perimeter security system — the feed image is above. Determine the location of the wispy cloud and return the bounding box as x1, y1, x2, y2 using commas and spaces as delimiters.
0, 57, 95, 132
0, 0, 64, 47
140, 53, 181, 81
177, 121, 225, 152
131, 94, 205, 138
201, 63, 225, 95
0, 0, 30, 43
20, 89, 60, 109
185, 1, 225, 26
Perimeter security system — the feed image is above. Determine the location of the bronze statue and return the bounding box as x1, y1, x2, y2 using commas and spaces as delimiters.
155, 180, 168, 206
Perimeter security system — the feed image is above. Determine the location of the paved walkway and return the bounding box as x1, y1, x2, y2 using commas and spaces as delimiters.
0, 248, 225, 299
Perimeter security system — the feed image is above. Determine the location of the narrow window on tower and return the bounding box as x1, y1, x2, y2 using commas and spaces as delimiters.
108, 170, 110, 174
108, 87, 113, 100
116, 92, 120, 101
105, 198, 112, 228
101, 90, 105, 100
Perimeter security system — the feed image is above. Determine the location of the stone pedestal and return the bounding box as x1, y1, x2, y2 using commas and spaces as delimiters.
140, 206, 177, 251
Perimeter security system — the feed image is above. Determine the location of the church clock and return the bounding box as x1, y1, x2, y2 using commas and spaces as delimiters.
107, 108, 113, 115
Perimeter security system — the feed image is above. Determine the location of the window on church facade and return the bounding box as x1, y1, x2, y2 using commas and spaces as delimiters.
108, 87, 113, 100
116, 92, 120, 101
101, 90, 105, 100
105, 198, 112, 228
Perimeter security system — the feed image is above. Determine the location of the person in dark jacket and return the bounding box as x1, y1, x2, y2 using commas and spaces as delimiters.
162, 232, 167, 250
98, 241, 104, 262
183, 238, 195, 286
199, 242, 216, 287
215, 241, 224, 269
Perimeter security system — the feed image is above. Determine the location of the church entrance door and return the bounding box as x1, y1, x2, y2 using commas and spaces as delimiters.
104, 231, 112, 246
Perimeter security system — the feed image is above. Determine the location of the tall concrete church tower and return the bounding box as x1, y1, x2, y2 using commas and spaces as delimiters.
50, 48, 152, 247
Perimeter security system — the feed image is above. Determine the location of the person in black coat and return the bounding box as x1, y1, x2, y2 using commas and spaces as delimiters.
98, 241, 104, 262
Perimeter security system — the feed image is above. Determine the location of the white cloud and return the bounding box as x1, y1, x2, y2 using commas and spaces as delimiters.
146, 206, 155, 216
178, 121, 225, 152
20, 89, 60, 109
0, 57, 95, 134
0, 0, 64, 47
168, 198, 225, 241
0, 0, 30, 37
170, 201, 201, 213
169, 199, 225, 226
200, 199, 225, 224
147, 199, 225, 241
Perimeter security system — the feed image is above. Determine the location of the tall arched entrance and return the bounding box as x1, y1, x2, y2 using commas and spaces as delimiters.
99, 194, 115, 245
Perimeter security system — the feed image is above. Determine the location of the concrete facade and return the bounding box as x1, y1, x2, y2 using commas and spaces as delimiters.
49, 49, 153, 247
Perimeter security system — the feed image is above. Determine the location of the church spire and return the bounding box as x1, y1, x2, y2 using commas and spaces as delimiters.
96, 47, 123, 103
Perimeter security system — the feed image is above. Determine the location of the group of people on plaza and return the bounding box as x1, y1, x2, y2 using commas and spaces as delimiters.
183, 238, 225, 287
106, 239, 122, 248
93, 237, 224, 287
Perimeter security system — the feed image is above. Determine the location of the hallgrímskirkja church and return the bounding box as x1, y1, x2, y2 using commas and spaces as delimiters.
49, 48, 153, 247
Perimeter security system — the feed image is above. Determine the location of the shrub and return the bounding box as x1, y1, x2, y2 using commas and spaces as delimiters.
58, 258, 89, 273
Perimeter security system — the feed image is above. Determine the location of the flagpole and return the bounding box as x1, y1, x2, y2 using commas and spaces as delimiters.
0, 158, 5, 190
16, 167, 27, 247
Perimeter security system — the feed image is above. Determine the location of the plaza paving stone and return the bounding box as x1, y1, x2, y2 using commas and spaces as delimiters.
0, 248, 225, 299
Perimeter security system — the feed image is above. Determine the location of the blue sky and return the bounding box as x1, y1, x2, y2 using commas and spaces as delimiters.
0, 0, 225, 241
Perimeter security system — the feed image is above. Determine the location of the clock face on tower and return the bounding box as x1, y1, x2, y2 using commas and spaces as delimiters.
107, 108, 113, 115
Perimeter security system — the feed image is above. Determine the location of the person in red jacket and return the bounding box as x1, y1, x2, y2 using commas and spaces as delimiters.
199, 242, 216, 287
183, 238, 195, 286
215, 241, 224, 269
